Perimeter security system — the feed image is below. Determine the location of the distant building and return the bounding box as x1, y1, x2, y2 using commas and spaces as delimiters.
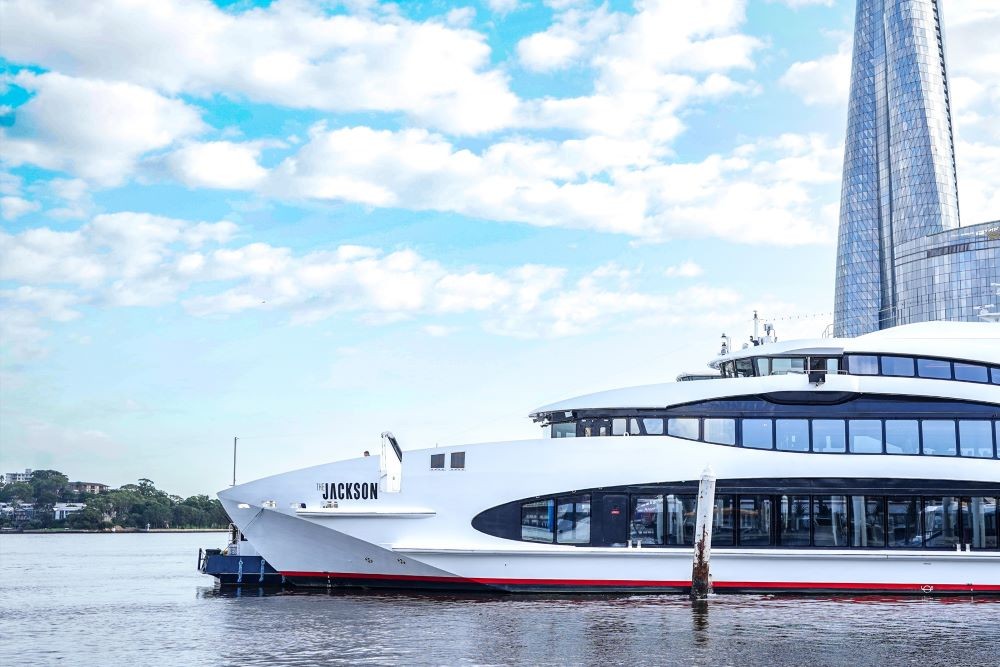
53, 502, 87, 521
0, 469, 33, 485
67, 481, 109, 495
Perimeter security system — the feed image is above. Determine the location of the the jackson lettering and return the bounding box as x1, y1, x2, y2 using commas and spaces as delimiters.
321, 482, 378, 500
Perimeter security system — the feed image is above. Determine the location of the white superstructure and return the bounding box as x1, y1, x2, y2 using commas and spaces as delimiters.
219, 322, 1000, 594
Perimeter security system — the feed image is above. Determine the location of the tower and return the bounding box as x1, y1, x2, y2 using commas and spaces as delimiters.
833, 0, 961, 337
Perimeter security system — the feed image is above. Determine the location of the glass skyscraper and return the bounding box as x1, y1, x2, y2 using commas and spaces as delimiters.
833, 0, 1000, 337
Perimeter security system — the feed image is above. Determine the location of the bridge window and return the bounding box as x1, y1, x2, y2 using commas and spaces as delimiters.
959, 421, 994, 458
776, 419, 809, 452
771, 357, 806, 375
612, 418, 627, 436
812, 419, 846, 453
742, 419, 773, 450
754, 358, 770, 376
551, 423, 576, 438
917, 358, 951, 379
922, 420, 957, 456
667, 418, 699, 440
704, 418, 735, 446
556, 495, 590, 544
521, 499, 554, 543
881, 356, 914, 377
954, 363, 989, 383
849, 419, 883, 453
885, 420, 919, 455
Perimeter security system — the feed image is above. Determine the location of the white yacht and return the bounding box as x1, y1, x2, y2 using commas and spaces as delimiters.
219, 322, 1000, 594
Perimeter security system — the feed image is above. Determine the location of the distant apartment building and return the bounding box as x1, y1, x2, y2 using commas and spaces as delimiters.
53, 502, 87, 521
68, 481, 109, 495
0, 469, 34, 484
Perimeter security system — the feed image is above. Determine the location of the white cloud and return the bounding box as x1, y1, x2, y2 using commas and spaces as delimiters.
665, 261, 704, 278
780, 40, 851, 106
517, 4, 622, 72
0, 0, 520, 136
164, 141, 268, 190
1, 72, 204, 185
487, 0, 522, 14
771, 0, 834, 7
0, 196, 40, 220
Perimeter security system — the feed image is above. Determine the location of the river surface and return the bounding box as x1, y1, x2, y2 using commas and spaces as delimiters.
1, 532, 998, 666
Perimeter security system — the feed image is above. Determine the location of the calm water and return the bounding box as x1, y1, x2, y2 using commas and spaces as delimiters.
1, 533, 998, 666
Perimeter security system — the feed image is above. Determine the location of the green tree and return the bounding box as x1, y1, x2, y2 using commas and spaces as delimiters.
67, 506, 109, 530
0, 482, 33, 503
29, 470, 69, 528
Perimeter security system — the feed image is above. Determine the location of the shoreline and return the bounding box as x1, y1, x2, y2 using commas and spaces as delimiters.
2, 528, 228, 534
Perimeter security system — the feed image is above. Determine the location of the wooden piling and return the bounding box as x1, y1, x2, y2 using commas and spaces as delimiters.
690, 465, 717, 600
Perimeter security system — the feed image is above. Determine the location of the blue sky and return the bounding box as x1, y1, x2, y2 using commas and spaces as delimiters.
1, 0, 997, 496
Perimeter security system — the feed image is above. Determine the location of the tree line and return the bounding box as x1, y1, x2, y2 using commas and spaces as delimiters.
0, 470, 230, 530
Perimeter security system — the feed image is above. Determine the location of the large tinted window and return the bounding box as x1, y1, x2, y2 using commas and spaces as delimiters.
667, 418, 699, 440
556, 495, 590, 544
776, 419, 809, 452
992, 367, 1000, 385
959, 421, 994, 458
712, 496, 735, 546
552, 423, 576, 438
521, 499, 554, 543
847, 355, 879, 375
771, 358, 805, 375
886, 497, 920, 547
885, 420, 919, 455
812, 420, 846, 453
849, 420, 882, 453
850, 496, 885, 547
742, 419, 773, 450
779, 495, 810, 545
923, 497, 960, 549
922, 420, 957, 456
739, 496, 773, 546
881, 356, 914, 377
704, 418, 735, 446
631, 495, 664, 546
813, 495, 849, 547
665, 494, 697, 546
642, 418, 664, 435
917, 358, 951, 379
954, 363, 989, 383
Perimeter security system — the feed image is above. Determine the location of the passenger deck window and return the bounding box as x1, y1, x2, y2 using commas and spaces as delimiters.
959, 421, 994, 458
954, 363, 989, 383
771, 358, 805, 375
992, 367, 1000, 385
667, 418, 699, 440
917, 358, 951, 379
847, 355, 879, 375
886, 497, 920, 547
556, 495, 590, 544
779, 495, 811, 545
521, 499, 554, 543
849, 420, 882, 453
812, 420, 846, 453
631, 495, 664, 546
704, 418, 736, 446
850, 496, 885, 547
881, 356, 914, 377
923, 497, 960, 548
922, 420, 957, 456
776, 419, 809, 452
742, 419, 773, 450
643, 418, 664, 435
885, 420, 919, 455
739, 496, 773, 546
665, 494, 697, 545
813, 495, 849, 547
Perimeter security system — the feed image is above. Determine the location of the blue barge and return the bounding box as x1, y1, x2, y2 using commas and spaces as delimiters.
198, 528, 286, 587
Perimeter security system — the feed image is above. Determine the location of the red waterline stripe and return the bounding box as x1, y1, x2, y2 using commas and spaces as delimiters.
280, 571, 1000, 591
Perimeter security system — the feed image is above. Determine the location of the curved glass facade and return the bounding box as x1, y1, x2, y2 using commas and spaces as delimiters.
833, 1, 999, 336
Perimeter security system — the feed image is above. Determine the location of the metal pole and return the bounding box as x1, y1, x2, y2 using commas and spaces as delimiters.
232, 436, 238, 486
690, 465, 717, 600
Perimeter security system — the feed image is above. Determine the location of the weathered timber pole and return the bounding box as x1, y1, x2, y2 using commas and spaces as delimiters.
690, 465, 717, 600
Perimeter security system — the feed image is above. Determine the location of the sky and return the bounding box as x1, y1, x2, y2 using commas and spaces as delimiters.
0, 0, 997, 497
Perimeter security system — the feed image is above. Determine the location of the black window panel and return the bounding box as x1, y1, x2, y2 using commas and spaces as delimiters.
631, 495, 665, 546
917, 358, 951, 379
450, 452, 465, 469
954, 363, 989, 383
521, 499, 554, 543
923, 497, 960, 549
430, 453, 445, 469
850, 496, 885, 547
592, 493, 629, 547
657, 395, 997, 420
779, 495, 810, 546
713, 495, 736, 546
